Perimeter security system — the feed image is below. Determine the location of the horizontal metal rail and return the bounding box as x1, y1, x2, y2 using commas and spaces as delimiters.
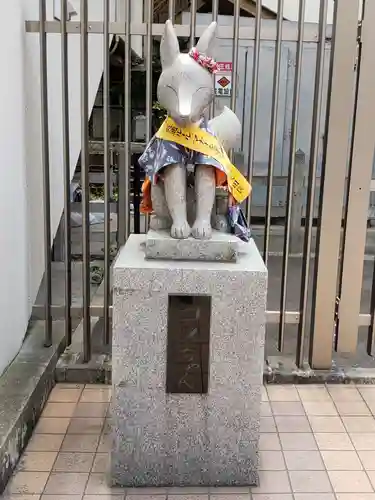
31, 304, 374, 328
25, 20, 332, 42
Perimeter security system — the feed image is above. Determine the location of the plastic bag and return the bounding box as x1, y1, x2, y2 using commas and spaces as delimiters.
228, 205, 251, 242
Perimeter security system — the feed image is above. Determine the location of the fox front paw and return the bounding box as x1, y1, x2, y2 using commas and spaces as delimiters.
170, 220, 191, 239
191, 220, 212, 240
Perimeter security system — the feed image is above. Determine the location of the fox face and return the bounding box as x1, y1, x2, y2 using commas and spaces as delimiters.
157, 20, 217, 126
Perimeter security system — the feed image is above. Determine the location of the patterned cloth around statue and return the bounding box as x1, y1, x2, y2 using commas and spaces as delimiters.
138, 119, 251, 242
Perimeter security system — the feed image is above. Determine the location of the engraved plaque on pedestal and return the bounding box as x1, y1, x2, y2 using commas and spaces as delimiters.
166, 295, 211, 394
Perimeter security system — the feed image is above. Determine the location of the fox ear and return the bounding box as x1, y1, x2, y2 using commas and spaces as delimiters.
160, 20, 180, 69
195, 21, 217, 57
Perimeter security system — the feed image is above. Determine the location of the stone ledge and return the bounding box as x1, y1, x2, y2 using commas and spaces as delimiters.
0, 319, 76, 494
55, 350, 375, 386
145, 229, 238, 262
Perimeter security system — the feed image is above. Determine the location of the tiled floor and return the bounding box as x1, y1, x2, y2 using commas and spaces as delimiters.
5, 384, 375, 500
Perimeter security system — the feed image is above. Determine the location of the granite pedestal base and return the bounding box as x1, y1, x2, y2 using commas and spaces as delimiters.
111, 235, 267, 487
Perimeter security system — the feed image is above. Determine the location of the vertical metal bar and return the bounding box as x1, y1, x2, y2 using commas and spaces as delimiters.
230, 0, 240, 112
338, 0, 375, 355
245, 0, 261, 222
264, 0, 284, 265
61, 0, 72, 346
119, 0, 131, 245
190, 0, 197, 48
309, 0, 359, 369
296, 0, 327, 367
209, 0, 219, 119
80, 0, 91, 361
168, 0, 175, 22
240, 49, 249, 150
212, 0, 219, 22
145, 0, 153, 232
278, 0, 305, 352
39, 0, 53, 347
103, 0, 111, 345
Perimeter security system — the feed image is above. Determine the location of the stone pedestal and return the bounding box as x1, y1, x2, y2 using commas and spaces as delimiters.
111, 234, 267, 487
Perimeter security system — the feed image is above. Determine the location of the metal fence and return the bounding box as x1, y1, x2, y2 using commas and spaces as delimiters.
26, 0, 375, 371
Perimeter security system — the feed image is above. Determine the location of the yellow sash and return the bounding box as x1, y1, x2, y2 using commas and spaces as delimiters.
156, 117, 251, 204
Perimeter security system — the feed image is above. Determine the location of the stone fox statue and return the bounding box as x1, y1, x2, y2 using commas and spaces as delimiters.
139, 20, 249, 240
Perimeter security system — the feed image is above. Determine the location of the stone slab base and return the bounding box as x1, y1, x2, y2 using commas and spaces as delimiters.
145, 229, 238, 262
111, 235, 267, 487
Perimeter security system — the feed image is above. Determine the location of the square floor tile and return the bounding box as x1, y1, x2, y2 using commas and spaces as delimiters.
328, 470, 373, 493
284, 450, 324, 470
3, 495, 42, 500
260, 417, 276, 433
278, 433, 317, 451
350, 433, 375, 450
67, 418, 104, 435
275, 416, 310, 433
259, 451, 285, 470
261, 402, 272, 417
335, 401, 371, 416
61, 434, 100, 453
53, 452, 95, 472
336, 494, 375, 500
289, 470, 332, 493
26, 434, 65, 452
18, 451, 57, 472
97, 434, 111, 453
297, 386, 332, 402
170, 487, 209, 494
44, 472, 89, 495
168, 496, 209, 500
267, 386, 300, 402
328, 386, 362, 402
6, 472, 49, 495
35, 418, 70, 435
294, 495, 335, 500
83, 496, 124, 500
270, 402, 305, 416
358, 451, 375, 470
261, 386, 268, 401
252, 495, 293, 500
302, 401, 337, 416
320, 450, 363, 470
366, 469, 375, 489
80, 388, 111, 403
359, 388, 375, 402
42, 403, 77, 418
294, 493, 336, 500
342, 417, 375, 433
314, 433, 354, 451
364, 401, 375, 415
127, 496, 167, 500
85, 473, 125, 495
259, 433, 281, 451
308, 416, 345, 433
73, 403, 108, 419
250, 471, 291, 494
49, 387, 83, 403
126, 487, 168, 495
91, 453, 109, 473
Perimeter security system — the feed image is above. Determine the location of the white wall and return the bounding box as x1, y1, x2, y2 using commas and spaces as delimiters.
0, 0, 114, 375
262, 0, 335, 23
0, 0, 29, 374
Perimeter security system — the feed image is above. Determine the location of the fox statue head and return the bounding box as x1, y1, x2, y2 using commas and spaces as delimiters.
157, 20, 218, 126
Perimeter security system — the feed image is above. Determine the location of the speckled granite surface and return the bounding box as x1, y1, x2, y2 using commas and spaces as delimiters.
111, 235, 267, 487
145, 229, 238, 262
